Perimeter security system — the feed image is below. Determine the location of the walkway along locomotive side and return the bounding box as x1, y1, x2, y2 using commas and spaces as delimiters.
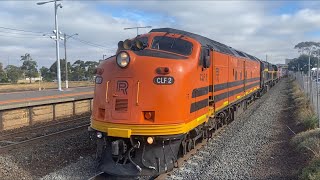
89, 28, 279, 177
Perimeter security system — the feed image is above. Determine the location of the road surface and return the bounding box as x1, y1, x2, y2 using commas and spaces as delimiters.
0, 87, 94, 110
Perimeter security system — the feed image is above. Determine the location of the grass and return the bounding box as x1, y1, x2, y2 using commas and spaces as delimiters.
289, 78, 320, 180
300, 158, 320, 180
289, 80, 317, 130
0, 81, 94, 93
292, 129, 320, 158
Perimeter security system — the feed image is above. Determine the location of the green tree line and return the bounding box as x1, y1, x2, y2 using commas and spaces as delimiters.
0, 53, 99, 84
288, 41, 320, 74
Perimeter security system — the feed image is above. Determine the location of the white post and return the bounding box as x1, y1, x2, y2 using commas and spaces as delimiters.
64, 33, 68, 89
317, 51, 320, 127
54, 0, 62, 91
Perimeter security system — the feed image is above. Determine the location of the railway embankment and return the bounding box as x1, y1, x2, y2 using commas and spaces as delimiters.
1, 79, 315, 180
167, 79, 306, 179
289, 79, 320, 180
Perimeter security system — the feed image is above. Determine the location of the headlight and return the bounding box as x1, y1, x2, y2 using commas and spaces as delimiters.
95, 76, 103, 84
116, 51, 130, 68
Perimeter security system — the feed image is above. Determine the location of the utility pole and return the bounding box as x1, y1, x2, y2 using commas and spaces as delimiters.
63, 33, 78, 89
64, 33, 68, 89
266, 54, 268, 62
37, 0, 63, 91
124, 26, 152, 36
54, 0, 62, 91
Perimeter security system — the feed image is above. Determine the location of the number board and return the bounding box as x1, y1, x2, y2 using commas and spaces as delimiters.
153, 76, 175, 85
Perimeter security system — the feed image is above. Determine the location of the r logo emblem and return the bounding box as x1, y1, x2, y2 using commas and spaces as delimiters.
117, 81, 128, 95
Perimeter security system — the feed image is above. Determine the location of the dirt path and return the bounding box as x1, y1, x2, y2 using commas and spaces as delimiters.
251, 79, 308, 179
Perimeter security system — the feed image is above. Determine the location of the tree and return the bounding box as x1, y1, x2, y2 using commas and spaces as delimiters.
47, 59, 99, 82
20, 53, 38, 83
71, 60, 86, 81
5, 65, 22, 83
49, 59, 71, 81
85, 61, 99, 80
288, 54, 318, 73
40, 66, 53, 82
0, 62, 8, 83
294, 42, 320, 53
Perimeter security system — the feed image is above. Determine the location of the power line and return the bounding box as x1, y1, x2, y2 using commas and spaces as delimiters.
70, 36, 114, 50
0, 30, 45, 37
70, 36, 105, 48
0, 26, 45, 34
0, 33, 47, 39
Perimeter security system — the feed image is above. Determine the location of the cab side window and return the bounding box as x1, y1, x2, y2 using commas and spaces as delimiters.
199, 47, 210, 66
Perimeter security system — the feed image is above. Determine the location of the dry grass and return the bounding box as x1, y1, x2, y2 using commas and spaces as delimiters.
292, 129, 320, 158
289, 78, 320, 180
0, 81, 94, 93
289, 81, 317, 129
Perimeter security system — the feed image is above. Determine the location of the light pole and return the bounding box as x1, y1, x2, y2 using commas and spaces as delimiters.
64, 33, 78, 89
124, 26, 152, 36
37, 0, 63, 91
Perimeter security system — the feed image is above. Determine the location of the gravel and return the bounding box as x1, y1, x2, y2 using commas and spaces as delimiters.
1, 80, 305, 180
40, 156, 98, 180
0, 127, 96, 180
167, 80, 303, 180
0, 155, 33, 180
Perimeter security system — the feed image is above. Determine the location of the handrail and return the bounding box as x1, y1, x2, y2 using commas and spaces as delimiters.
106, 81, 110, 103
136, 81, 140, 105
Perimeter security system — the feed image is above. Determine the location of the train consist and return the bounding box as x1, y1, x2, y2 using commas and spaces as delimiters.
89, 28, 280, 177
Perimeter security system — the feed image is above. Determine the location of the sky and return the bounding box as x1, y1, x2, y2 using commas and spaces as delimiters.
0, 0, 320, 68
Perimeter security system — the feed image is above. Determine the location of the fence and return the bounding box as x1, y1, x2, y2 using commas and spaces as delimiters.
294, 72, 320, 127
0, 97, 93, 131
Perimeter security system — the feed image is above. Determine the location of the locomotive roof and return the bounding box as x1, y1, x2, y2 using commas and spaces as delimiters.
150, 28, 261, 62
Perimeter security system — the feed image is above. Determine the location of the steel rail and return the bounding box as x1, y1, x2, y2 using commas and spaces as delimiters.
0, 123, 89, 154
155, 124, 227, 180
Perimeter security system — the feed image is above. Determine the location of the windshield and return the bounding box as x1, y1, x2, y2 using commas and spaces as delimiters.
151, 36, 193, 56
136, 36, 148, 47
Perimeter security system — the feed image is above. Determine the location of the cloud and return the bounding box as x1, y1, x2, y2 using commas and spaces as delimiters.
0, 0, 320, 68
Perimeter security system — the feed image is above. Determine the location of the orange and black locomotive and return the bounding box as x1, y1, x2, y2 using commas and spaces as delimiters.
89, 28, 279, 177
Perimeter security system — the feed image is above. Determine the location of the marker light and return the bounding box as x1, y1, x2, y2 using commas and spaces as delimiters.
147, 137, 154, 144
144, 112, 152, 120
97, 132, 103, 138
116, 51, 130, 68
95, 76, 103, 84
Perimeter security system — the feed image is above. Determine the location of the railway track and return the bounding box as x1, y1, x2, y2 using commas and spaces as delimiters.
88, 100, 258, 180
0, 116, 91, 154
87, 125, 228, 180
155, 124, 228, 180
88, 172, 138, 180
